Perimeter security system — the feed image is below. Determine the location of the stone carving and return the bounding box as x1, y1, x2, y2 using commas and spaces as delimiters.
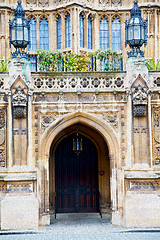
41, 113, 58, 131
133, 105, 147, 117
0, 78, 4, 89
39, 0, 48, 6
99, 0, 109, 4
128, 180, 160, 191
133, 126, 148, 133
132, 86, 147, 117
12, 88, 27, 118
0, 109, 5, 168
152, 107, 160, 165
153, 107, 160, 143
33, 75, 125, 92
26, 0, 36, 5
7, 182, 33, 192
111, 0, 121, 4
0, 182, 7, 192
0, 109, 5, 129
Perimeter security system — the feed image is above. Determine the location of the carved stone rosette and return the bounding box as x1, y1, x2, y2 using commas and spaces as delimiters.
132, 86, 147, 117
12, 88, 27, 118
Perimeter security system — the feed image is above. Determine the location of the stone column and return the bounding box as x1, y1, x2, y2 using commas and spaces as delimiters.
148, 92, 152, 167
27, 90, 33, 169
155, 9, 158, 62
7, 91, 13, 168
126, 92, 132, 168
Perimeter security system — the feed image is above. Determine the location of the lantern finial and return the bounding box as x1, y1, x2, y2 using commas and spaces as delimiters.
125, 1, 147, 57
9, 0, 30, 58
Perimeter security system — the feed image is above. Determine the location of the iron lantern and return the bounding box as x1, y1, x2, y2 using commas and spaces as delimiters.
73, 133, 83, 155
125, 0, 147, 57
9, 0, 30, 58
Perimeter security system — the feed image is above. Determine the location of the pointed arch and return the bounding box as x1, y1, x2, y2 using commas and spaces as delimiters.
88, 14, 93, 49
40, 112, 119, 166
56, 15, 62, 49
65, 13, 71, 48
112, 16, 121, 50
28, 17, 37, 51
100, 16, 109, 50
79, 12, 84, 48
40, 17, 49, 50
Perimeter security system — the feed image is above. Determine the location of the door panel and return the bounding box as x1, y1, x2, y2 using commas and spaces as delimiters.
55, 133, 99, 213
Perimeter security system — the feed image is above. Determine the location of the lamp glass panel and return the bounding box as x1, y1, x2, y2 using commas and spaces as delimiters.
11, 27, 15, 41
24, 27, 28, 41
17, 26, 23, 40
128, 26, 133, 40
134, 18, 140, 24
17, 18, 22, 25
134, 25, 140, 39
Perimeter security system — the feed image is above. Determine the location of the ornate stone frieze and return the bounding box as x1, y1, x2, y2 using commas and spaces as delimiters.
133, 126, 148, 134
12, 88, 27, 118
128, 180, 160, 191
132, 86, 147, 117
33, 75, 125, 92
7, 182, 33, 192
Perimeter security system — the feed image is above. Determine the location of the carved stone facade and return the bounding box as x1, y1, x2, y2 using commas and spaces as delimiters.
1, 55, 160, 230
0, 0, 160, 69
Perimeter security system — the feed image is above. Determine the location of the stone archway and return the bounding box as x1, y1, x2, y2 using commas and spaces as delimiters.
49, 124, 110, 215
39, 112, 120, 224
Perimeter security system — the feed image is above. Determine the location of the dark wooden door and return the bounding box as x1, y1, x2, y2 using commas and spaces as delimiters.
55, 133, 99, 213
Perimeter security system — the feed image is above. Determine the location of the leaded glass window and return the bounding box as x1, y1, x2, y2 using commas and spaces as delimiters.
112, 16, 121, 50
28, 17, 37, 51
65, 14, 71, 48
100, 17, 109, 50
40, 17, 49, 50
57, 16, 62, 49
79, 13, 84, 48
88, 16, 92, 49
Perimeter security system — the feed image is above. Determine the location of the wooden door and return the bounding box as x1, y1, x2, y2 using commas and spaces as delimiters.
55, 133, 99, 213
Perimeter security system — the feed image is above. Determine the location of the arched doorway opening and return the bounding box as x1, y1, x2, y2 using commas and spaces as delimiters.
49, 123, 110, 215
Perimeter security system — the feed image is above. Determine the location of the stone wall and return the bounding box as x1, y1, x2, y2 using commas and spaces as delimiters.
0, 56, 160, 229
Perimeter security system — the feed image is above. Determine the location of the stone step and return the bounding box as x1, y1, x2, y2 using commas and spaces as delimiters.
50, 213, 111, 224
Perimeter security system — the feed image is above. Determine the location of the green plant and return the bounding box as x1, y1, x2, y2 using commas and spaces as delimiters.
0, 58, 9, 72
36, 49, 123, 72
63, 52, 91, 72
95, 49, 123, 71
36, 49, 63, 71
145, 55, 160, 70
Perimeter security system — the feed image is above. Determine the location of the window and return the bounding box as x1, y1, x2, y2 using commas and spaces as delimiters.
40, 17, 49, 50
100, 17, 109, 50
88, 16, 92, 49
57, 16, 62, 49
28, 17, 37, 51
29, 55, 37, 72
79, 13, 84, 48
112, 16, 121, 50
65, 14, 71, 48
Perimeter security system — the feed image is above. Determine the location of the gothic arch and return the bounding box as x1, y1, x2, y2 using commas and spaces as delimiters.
39, 111, 120, 214
40, 111, 119, 167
